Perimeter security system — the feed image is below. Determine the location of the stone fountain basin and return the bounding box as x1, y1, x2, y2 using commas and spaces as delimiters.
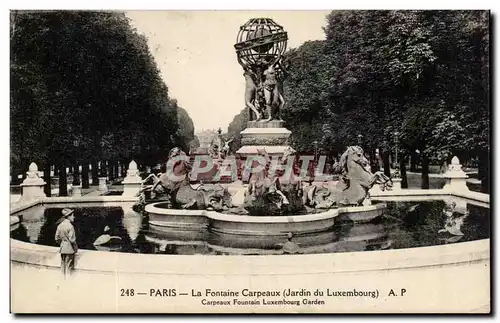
145, 202, 387, 236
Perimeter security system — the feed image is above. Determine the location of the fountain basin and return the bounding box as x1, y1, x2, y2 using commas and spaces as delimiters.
145, 202, 387, 236
9, 185, 490, 313
147, 202, 210, 231
10, 237, 490, 313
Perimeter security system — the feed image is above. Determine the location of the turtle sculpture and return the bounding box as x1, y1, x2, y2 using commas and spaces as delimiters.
93, 226, 122, 246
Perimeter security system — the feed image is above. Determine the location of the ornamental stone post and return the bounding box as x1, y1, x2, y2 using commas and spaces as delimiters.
392, 178, 402, 191
20, 162, 46, 201
122, 160, 143, 197
443, 156, 469, 192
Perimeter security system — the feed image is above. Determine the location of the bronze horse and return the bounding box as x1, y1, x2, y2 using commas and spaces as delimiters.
271, 147, 304, 213
304, 146, 392, 208
336, 146, 392, 206
138, 147, 233, 211
243, 148, 290, 215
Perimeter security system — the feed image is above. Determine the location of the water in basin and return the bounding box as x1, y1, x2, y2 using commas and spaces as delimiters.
10, 200, 489, 255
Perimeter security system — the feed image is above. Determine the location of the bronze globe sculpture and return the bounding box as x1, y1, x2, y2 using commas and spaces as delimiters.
235, 18, 288, 122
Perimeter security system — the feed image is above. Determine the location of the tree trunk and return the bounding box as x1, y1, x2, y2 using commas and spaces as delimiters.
421, 155, 429, 189
382, 149, 391, 177
10, 167, 20, 185
43, 162, 51, 197
121, 161, 127, 177
82, 164, 90, 189
114, 162, 119, 178
91, 160, 99, 185
410, 152, 418, 172
58, 164, 68, 196
400, 155, 408, 189
108, 160, 114, 181
54, 165, 59, 176
371, 151, 380, 173
478, 150, 489, 193
72, 163, 80, 186
99, 160, 107, 177
21, 160, 28, 181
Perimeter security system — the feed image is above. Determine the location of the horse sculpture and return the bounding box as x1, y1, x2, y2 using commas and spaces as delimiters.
304, 146, 392, 208
172, 177, 233, 211
136, 147, 233, 211
271, 147, 304, 213
243, 148, 290, 215
137, 147, 190, 200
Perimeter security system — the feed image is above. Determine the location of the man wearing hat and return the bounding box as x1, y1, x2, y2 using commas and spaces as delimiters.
55, 208, 78, 276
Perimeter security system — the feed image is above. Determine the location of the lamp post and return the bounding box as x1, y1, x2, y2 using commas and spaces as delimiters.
217, 127, 224, 157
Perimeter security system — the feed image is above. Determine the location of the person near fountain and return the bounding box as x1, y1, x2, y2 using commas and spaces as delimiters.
54, 208, 78, 277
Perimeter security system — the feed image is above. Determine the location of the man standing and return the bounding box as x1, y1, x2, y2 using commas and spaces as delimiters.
55, 208, 78, 277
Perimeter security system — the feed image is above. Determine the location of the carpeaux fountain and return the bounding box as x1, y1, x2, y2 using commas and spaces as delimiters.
8, 17, 490, 313
136, 18, 394, 247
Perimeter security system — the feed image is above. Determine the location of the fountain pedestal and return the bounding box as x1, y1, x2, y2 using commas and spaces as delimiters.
20, 162, 46, 201
443, 156, 469, 192
71, 185, 82, 197
98, 177, 108, 192
392, 178, 402, 190
122, 160, 143, 197
236, 120, 295, 157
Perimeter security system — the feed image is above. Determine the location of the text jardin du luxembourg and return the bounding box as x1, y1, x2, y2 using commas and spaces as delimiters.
192, 288, 380, 306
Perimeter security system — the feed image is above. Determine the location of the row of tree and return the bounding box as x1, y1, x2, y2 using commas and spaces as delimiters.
227, 10, 489, 192
10, 11, 196, 195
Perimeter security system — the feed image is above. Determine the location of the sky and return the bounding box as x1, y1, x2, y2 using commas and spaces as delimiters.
126, 10, 330, 133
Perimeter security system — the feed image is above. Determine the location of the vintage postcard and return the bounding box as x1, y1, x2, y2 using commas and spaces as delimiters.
9, 9, 490, 314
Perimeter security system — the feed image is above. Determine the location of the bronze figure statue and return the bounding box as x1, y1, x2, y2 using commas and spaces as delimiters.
235, 18, 288, 122
244, 69, 262, 121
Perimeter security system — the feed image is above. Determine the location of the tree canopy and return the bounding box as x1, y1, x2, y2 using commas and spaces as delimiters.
227, 10, 489, 191
11, 11, 196, 187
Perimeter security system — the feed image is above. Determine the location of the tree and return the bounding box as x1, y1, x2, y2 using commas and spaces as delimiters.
275, 10, 489, 191
11, 11, 183, 193
176, 103, 196, 153
226, 108, 249, 151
